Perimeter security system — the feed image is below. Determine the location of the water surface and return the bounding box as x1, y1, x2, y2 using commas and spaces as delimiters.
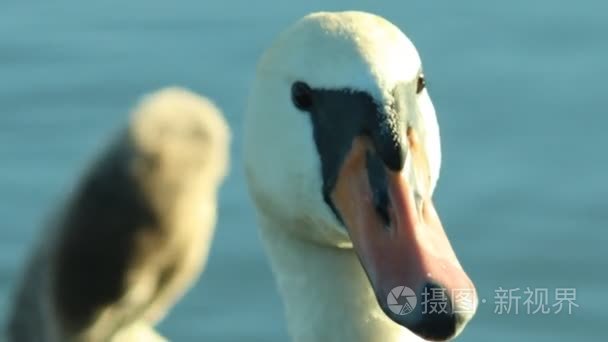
1, 1, 606, 340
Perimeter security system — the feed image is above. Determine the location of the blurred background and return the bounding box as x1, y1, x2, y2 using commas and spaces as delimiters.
0, 0, 606, 341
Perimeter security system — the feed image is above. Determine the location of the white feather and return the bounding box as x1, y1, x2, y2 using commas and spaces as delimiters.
245, 11, 442, 341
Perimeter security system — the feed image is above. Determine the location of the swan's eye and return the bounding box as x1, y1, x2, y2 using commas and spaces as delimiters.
416, 74, 426, 94
292, 81, 313, 111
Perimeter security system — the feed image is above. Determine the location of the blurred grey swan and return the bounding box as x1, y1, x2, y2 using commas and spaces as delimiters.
244, 11, 476, 342
5, 87, 230, 341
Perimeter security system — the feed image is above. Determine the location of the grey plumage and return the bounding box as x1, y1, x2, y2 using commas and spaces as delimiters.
5, 87, 230, 341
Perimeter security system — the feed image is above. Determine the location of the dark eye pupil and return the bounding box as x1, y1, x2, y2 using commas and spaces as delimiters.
292, 81, 313, 110
416, 74, 426, 94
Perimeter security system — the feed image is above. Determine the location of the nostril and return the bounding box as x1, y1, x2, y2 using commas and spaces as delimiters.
374, 197, 390, 226
365, 151, 391, 227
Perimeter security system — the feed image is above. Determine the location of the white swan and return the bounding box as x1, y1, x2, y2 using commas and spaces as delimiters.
244, 12, 476, 341
5, 87, 230, 341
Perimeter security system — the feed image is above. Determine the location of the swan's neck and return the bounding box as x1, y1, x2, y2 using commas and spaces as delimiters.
259, 215, 421, 342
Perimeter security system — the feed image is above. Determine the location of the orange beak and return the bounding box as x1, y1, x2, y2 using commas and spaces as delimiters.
330, 131, 477, 341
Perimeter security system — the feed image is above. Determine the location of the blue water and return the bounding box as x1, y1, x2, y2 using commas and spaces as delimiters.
1, 1, 606, 340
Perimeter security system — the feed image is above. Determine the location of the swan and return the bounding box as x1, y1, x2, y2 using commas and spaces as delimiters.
5, 87, 230, 341
244, 11, 477, 341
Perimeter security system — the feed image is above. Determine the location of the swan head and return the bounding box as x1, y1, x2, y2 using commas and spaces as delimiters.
131, 87, 230, 195
245, 11, 476, 341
